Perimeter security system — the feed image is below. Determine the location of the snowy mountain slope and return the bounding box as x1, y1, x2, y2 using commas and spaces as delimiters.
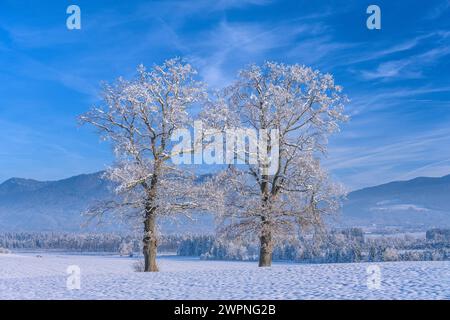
0, 172, 213, 233
340, 175, 450, 229
0, 253, 448, 299
0, 172, 449, 232
0, 172, 112, 232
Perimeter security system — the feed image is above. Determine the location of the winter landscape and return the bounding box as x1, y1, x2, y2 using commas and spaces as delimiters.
1, 0, 450, 301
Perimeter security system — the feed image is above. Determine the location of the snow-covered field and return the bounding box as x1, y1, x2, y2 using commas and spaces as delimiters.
0, 253, 448, 300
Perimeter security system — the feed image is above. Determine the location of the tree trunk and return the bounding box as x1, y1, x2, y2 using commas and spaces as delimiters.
142, 166, 160, 272
259, 175, 273, 267
258, 225, 273, 267
143, 213, 158, 272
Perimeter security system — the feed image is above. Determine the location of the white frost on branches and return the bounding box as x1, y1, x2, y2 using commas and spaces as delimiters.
80, 58, 222, 271
80, 58, 349, 268
202, 62, 349, 258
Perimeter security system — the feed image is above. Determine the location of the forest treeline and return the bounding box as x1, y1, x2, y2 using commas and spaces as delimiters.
1, 229, 449, 263
177, 229, 450, 263
0, 232, 176, 253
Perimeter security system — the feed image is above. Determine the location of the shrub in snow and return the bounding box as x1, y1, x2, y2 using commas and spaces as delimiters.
132, 259, 145, 272
382, 248, 399, 261
119, 241, 133, 257
431, 249, 445, 261
0, 247, 11, 254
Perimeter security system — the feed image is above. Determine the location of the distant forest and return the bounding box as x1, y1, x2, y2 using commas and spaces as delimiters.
1, 229, 449, 263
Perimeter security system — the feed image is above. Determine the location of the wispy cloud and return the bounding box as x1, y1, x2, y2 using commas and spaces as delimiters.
186, 19, 320, 87
358, 31, 450, 81
360, 59, 419, 80
326, 124, 450, 189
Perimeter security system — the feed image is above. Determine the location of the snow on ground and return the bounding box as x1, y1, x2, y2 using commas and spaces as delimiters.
0, 253, 449, 299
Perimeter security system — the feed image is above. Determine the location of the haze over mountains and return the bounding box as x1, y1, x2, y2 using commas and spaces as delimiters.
340, 175, 450, 229
0, 172, 449, 232
0, 172, 111, 232
0, 171, 213, 233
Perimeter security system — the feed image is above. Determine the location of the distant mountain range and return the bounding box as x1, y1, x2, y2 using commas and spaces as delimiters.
0, 171, 213, 233
0, 172, 111, 232
0, 172, 449, 232
338, 174, 450, 230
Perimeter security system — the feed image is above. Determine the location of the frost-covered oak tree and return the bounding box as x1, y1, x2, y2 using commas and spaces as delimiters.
80, 58, 215, 272
203, 62, 348, 267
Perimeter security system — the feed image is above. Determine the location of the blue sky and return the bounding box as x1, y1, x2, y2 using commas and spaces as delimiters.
0, 0, 449, 190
